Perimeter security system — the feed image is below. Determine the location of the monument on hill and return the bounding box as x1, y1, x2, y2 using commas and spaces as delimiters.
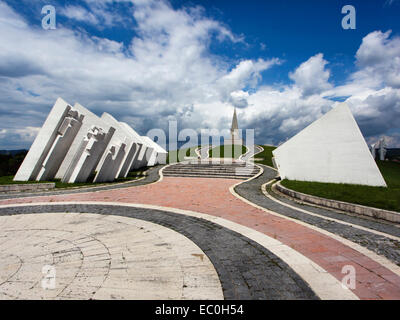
14, 97, 167, 183
272, 103, 387, 187
225, 108, 243, 145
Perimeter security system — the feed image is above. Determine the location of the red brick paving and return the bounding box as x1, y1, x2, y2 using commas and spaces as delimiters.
1, 176, 400, 300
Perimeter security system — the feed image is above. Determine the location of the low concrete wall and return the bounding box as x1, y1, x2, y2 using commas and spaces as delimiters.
0, 183, 56, 194
274, 182, 400, 224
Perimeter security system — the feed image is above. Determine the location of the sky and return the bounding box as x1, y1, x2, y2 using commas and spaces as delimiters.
0, 0, 400, 149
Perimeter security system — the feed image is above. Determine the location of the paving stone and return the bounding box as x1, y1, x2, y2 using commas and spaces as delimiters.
2, 158, 400, 299
0, 210, 224, 300
236, 164, 400, 266
0, 205, 318, 300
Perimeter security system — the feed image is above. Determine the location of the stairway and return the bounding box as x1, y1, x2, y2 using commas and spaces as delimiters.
163, 160, 260, 179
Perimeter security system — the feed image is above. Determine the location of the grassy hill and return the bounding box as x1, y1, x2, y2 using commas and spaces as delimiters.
167, 145, 199, 164
0, 167, 146, 189
0, 150, 27, 176
254, 145, 276, 167
209, 144, 247, 159
281, 160, 400, 213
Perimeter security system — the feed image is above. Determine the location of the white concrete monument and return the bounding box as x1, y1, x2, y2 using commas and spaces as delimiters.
272, 103, 387, 187
141, 136, 168, 166
14, 97, 166, 184
95, 113, 136, 180
119, 122, 148, 171
55, 102, 115, 180
14, 98, 84, 181
371, 138, 387, 161
62, 125, 114, 183
94, 141, 127, 183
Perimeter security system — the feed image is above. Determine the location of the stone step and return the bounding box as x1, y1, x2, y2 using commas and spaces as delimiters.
163, 168, 258, 174
164, 166, 257, 171
163, 163, 260, 179
169, 167, 252, 171
173, 163, 246, 167
162, 173, 248, 180
163, 171, 256, 177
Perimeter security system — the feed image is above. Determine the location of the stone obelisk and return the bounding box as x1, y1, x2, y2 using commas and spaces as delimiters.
225, 108, 243, 145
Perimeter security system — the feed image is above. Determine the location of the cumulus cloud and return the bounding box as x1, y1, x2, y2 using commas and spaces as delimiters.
238, 31, 400, 146
60, 5, 99, 25
367, 134, 400, 148
355, 30, 400, 89
229, 90, 249, 109
0, 0, 399, 150
0, 0, 280, 148
345, 87, 400, 137
289, 53, 332, 96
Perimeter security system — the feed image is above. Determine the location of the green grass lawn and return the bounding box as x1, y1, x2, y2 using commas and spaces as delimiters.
167, 145, 200, 164
209, 145, 247, 159
0, 168, 146, 189
254, 145, 277, 167
281, 160, 400, 212
0, 176, 50, 185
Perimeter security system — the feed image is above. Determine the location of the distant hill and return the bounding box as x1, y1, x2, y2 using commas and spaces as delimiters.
0, 149, 27, 156
387, 148, 400, 161
0, 150, 27, 176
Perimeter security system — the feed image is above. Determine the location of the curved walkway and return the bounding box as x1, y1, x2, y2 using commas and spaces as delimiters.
235, 165, 400, 266
240, 145, 264, 162
2, 146, 400, 300
1, 169, 400, 299
0, 204, 319, 300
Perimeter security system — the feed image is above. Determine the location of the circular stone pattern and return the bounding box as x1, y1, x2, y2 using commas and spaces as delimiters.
0, 212, 223, 300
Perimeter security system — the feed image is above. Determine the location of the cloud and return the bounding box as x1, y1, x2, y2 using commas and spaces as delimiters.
0, 56, 45, 78
0, 0, 278, 148
345, 87, 400, 137
0, 0, 399, 150
355, 30, 400, 89
238, 32, 400, 146
0, 126, 40, 149
289, 53, 332, 96
229, 90, 249, 109
367, 133, 400, 148
60, 5, 99, 25
384, 0, 400, 7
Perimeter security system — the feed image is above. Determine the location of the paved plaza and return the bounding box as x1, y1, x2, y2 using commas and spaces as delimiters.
1, 153, 400, 300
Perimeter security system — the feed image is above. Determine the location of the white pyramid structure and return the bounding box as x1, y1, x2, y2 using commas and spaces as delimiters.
272, 103, 387, 187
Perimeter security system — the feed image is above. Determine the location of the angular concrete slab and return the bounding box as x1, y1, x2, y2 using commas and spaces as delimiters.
272, 103, 387, 187
94, 141, 127, 183
141, 136, 168, 166
62, 126, 115, 183
119, 122, 146, 173
97, 115, 140, 179
14, 98, 84, 182
56, 102, 115, 180
14, 98, 154, 184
